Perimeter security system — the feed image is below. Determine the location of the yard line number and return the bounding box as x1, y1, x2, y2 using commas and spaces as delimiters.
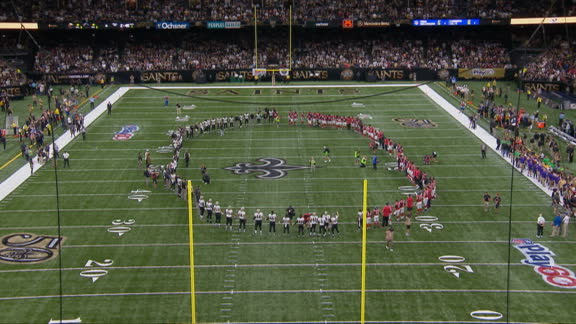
79, 259, 114, 283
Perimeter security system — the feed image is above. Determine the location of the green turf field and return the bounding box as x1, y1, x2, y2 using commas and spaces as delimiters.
0, 83, 574, 324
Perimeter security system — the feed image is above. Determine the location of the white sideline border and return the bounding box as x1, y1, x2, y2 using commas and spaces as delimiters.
0, 87, 129, 201
419, 84, 553, 197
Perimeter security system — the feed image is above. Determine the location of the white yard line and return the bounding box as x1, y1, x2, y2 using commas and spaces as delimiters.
8, 188, 541, 198
0, 220, 545, 231
2, 261, 575, 275
130, 84, 421, 90
56, 240, 576, 249
0, 204, 550, 214
0, 287, 572, 303
125, 93, 424, 99
23, 176, 538, 185
30, 165, 517, 173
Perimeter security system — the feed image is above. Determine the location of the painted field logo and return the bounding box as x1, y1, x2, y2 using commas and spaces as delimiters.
0, 233, 64, 264
113, 125, 139, 141
224, 158, 308, 179
512, 238, 576, 288
393, 118, 438, 128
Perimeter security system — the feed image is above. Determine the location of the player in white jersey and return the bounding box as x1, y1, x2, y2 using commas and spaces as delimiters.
322, 212, 331, 236
268, 211, 277, 233
198, 196, 206, 219
296, 215, 305, 236
357, 209, 363, 231
318, 214, 326, 236
282, 215, 291, 234
254, 209, 264, 234
214, 201, 222, 225
330, 212, 339, 236
238, 207, 246, 232
372, 209, 380, 228
309, 212, 318, 235
225, 206, 234, 230
205, 199, 214, 223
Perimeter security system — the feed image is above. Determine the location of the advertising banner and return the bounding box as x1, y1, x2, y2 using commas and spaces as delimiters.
0, 86, 26, 99
155, 21, 190, 29
458, 68, 506, 79
206, 21, 241, 29
522, 81, 566, 93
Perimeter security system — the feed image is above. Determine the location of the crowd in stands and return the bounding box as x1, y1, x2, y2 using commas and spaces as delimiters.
2, 0, 575, 23
0, 59, 26, 87
522, 41, 576, 84
32, 38, 512, 73
33, 45, 95, 73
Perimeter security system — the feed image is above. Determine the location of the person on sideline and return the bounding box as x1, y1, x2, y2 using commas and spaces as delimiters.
536, 214, 545, 238
551, 214, 562, 237
385, 226, 394, 251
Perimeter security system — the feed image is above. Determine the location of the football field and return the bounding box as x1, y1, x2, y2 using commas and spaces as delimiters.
0, 83, 574, 324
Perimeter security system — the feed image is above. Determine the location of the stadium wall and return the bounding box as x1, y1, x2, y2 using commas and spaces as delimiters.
27, 68, 518, 85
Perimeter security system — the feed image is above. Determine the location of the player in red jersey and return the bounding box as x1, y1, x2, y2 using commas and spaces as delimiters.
416, 194, 424, 214
406, 195, 414, 216
381, 203, 392, 227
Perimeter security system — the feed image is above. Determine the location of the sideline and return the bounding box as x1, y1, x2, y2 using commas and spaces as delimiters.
0, 87, 107, 171
0, 86, 128, 201
419, 84, 553, 197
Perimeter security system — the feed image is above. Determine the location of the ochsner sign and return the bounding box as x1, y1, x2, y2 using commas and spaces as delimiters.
155, 21, 190, 29
512, 238, 576, 288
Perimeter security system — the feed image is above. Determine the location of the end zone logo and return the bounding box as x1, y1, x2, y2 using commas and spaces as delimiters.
113, 125, 139, 141
0, 233, 64, 264
512, 238, 576, 288
393, 118, 438, 128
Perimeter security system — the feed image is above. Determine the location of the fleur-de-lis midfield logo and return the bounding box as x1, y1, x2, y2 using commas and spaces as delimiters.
224, 158, 308, 179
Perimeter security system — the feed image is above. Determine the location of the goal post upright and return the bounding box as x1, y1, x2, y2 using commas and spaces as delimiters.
187, 180, 197, 324
361, 179, 368, 324
254, 5, 258, 69
252, 5, 293, 84
289, 5, 292, 71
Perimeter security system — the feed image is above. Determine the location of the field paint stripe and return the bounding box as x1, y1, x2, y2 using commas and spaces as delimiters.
90, 126, 466, 132
0, 207, 187, 213
59, 240, 576, 249
35, 166, 514, 172
3, 262, 575, 274
8, 188, 542, 198
127, 84, 420, 90
0, 152, 22, 170
0, 203, 549, 214
69, 154, 504, 160
0, 287, 573, 302
72, 136, 469, 143
25, 176, 526, 184
206, 321, 513, 324
126, 93, 424, 99
0, 219, 543, 231
56, 145, 490, 151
